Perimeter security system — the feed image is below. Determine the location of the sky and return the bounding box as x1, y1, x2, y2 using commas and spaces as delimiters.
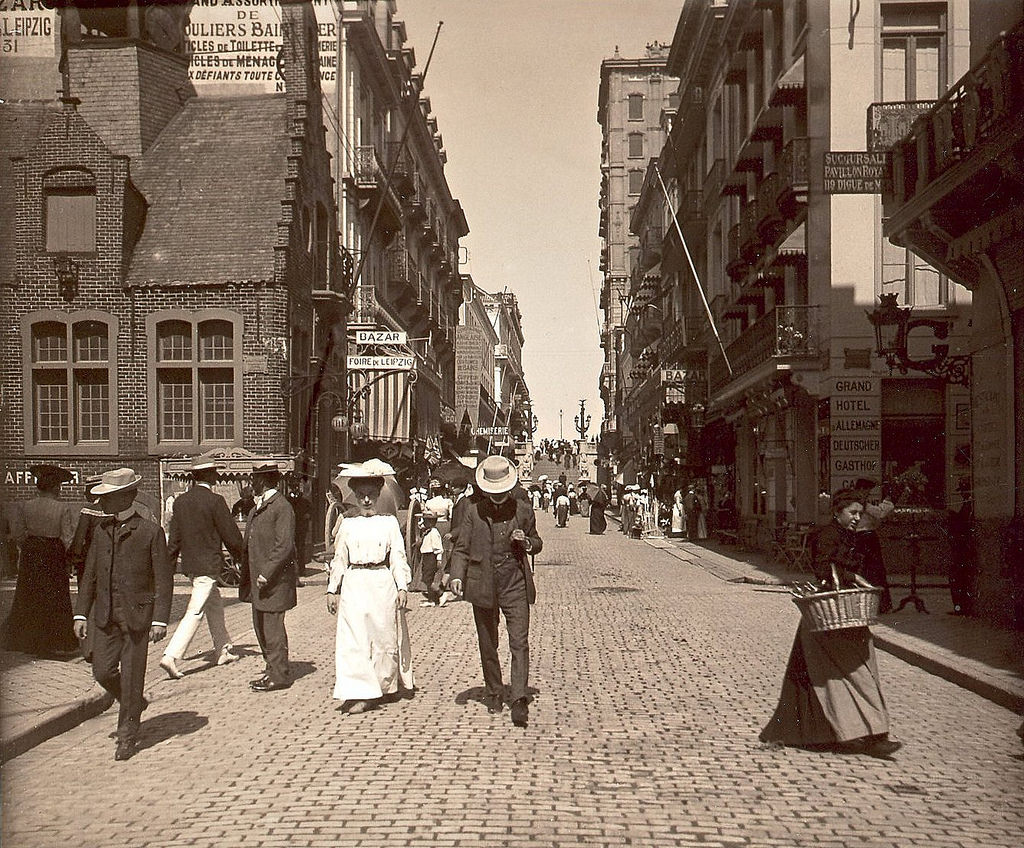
398, 0, 682, 442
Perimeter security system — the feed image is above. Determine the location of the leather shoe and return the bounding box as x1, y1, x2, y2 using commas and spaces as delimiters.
251, 678, 292, 692
511, 697, 529, 727
159, 656, 184, 680
217, 646, 240, 666
484, 693, 503, 714
345, 699, 374, 714
249, 674, 270, 688
114, 739, 137, 761
864, 738, 903, 758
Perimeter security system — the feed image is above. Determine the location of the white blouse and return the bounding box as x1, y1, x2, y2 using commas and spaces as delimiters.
328, 514, 410, 593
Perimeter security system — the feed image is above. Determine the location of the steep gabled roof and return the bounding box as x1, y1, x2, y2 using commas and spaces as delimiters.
0, 101, 60, 288
127, 95, 290, 286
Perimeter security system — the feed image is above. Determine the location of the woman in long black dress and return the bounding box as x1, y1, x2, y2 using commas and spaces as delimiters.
589, 485, 609, 535
760, 488, 900, 758
2, 464, 79, 656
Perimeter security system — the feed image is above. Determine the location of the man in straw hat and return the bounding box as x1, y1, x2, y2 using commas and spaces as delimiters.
160, 458, 246, 680
240, 462, 297, 692
73, 468, 173, 761
449, 455, 543, 727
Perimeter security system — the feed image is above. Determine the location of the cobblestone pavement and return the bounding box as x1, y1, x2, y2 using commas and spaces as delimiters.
2, 511, 1022, 848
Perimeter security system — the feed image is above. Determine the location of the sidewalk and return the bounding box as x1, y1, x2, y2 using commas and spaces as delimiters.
0, 565, 330, 763
609, 512, 1024, 715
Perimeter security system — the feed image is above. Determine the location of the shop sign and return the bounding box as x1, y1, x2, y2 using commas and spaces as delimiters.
347, 355, 415, 370
661, 368, 687, 384
4, 467, 80, 486
474, 426, 508, 436
356, 330, 407, 345
0, 4, 56, 57
829, 376, 881, 492
823, 151, 888, 194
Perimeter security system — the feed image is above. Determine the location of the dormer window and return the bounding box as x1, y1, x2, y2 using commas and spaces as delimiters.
45, 189, 96, 254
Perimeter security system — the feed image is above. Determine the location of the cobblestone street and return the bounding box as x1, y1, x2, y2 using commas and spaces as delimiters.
2, 510, 1022, 848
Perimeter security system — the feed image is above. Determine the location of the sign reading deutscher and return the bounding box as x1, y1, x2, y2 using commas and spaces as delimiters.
823, 151, 889, 194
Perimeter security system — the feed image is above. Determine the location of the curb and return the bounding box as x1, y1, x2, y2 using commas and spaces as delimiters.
1, 688, 114, 764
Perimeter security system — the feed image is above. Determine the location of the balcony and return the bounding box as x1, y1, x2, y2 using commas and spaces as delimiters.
403, 176, 427, 222
349, 284, 383, 327
709, 304, 822, 394
776, 137, 809, 210
640, 225, 663, 270
495, 343, 509, 360
385, 246, 417, 308
349, 145, 402, 232
755, 171, 784, 241
385, 142, 414, 198
726, 222, 745, 279
702, 159, 725, 210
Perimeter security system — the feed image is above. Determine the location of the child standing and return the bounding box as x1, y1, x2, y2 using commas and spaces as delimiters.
418, 509, 445, 607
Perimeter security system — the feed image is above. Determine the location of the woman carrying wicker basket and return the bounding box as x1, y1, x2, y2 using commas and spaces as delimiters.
760, 488, 901, 758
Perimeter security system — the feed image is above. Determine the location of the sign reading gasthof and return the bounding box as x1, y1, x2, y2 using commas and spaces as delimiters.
347, 356, 415, 371
829, 376, 881, 492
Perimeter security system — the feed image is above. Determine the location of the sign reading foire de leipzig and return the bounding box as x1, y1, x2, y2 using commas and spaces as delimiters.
347, 356, 415, 370
355, 330, 407, 345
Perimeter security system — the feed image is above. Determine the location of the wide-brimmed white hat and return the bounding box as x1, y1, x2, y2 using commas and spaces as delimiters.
191, 458, 223, 473
475, 455, 518, 495
92, 467, 142, 495
336, 459, 396, 479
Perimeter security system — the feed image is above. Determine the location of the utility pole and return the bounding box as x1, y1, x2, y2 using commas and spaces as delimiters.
559, 409, 563, 441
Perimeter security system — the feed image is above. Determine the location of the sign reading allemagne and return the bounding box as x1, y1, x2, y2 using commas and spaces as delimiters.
347, 356, 415, 371
823, 151, 888, 194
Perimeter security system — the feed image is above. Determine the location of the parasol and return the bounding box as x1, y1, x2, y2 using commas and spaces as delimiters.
432, 458, 475, 488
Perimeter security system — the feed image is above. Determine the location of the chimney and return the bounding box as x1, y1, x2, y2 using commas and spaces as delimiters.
61, 4, 196, 159
278, 0, 326, 139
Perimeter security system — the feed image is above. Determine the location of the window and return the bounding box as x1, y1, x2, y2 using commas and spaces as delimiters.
45, 190, 96, 253
148, 311, 243, 451
628, 169, 644, 196
627, 132, 644, 159
880, 2, 949, 306
22, 311, 117, 454
627, 93, 644, 121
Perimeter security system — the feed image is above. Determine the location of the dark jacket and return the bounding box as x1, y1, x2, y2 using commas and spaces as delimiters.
812, 520, 866, 586
76, 508, 174, 632
240, 491, 296, 612
167, 484, 244, 578
450, 497, 543, 608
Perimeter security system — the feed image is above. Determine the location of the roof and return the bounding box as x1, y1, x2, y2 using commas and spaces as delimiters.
127, 95, 291, 286
0, 101, 60, 288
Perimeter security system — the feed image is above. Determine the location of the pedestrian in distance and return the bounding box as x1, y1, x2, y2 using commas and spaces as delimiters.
241, 462, 297, 693
555, 490, 570, 528
760, 488, 901, 758
669, 490, 686, 539
2, 464, 79, 658
159, 459, 245, 680
67, 474, 106, 663
449, 455, 543, 727
327, 460, 413, 714
588, 484, 609, 535
851, 477, 894, 613
285, 471, 312, 588
73, 468, 174, 761
418, 507, 445, 607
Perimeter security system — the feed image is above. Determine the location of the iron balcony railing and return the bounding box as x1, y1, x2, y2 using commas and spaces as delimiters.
709, 304, 821, 393
777, 137, 809, 202
350, 284, 381, 326
351, 145, 383, 186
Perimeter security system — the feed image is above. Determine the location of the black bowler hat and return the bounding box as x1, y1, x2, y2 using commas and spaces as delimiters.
30, 464, 74, 488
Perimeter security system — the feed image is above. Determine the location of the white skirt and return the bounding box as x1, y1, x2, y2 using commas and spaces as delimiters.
334, 569, 414, 700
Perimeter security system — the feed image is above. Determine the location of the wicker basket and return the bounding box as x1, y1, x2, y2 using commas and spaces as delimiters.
792, 564, 882, 632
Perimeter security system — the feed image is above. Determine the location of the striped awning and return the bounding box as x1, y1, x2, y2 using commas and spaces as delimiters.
351, 370, 411, 442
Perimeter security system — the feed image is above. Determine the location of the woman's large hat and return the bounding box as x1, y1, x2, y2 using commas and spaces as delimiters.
475, 455, 518, 495
91, 467, 142, 495
336, 459, 396, 480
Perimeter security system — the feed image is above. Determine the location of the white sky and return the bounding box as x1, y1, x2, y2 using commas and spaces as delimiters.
398, 0, 682, 441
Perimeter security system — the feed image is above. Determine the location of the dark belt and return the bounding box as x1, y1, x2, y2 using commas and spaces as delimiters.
348, 561, 387, 570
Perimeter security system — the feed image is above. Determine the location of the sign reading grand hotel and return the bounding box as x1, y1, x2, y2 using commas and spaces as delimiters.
823, 152, 889, 194
829, 376, 881, 493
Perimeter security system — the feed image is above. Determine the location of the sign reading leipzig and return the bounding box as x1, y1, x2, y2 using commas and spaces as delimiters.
347, 356, 415, 371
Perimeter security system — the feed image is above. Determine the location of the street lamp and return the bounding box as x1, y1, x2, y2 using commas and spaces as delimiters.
574, 399, 591, 440
866, 293, 970, 386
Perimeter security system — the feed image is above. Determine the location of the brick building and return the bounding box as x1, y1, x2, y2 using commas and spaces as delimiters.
0, 1, 341, 537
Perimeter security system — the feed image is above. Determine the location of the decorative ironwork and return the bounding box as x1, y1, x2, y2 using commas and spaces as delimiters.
53, 254, 79, 301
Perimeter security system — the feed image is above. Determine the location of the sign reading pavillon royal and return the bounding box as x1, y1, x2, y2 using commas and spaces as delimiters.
823, 151, 889, 194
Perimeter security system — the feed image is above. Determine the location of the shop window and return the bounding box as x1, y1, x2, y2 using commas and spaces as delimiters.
148, 311, 242, 451
22, 311, 117, 455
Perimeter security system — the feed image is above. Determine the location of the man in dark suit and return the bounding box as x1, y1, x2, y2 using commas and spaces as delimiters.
160, 459, 245, 680
240, 462, 297, 692
450, 455, 543, 727
73, 468, 173, 761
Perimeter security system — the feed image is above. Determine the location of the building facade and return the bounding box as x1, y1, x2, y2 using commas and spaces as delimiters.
597, 43, 678, 491
479, 289, 530, 457
454, 274, 499, 453
1, 0, 340, 529
617, 0, 981, 578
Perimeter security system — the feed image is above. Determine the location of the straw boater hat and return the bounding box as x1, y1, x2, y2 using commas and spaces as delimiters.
335, 459, 396, 486
91, 467, 142, 495
475, 455, 518, 495
190, 458, 223, 473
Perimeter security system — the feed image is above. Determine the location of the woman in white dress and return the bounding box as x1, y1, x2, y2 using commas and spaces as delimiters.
327, 461, 413, 714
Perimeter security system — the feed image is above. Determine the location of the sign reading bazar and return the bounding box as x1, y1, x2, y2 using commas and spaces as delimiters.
355, 330, 407, 345
823, 152, 889, 194
347, 356, 415, 371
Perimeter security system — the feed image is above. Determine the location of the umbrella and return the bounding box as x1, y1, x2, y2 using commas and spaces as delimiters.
332, 463, 404, 517
433, 459, 474, 488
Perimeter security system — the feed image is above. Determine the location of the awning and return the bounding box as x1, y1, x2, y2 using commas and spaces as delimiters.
769, 55, 805, 107
768, 222, 806, 265
352, 370, 411, 441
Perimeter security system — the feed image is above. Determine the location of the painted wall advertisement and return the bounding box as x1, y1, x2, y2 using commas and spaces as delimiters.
1, 1, 57, 57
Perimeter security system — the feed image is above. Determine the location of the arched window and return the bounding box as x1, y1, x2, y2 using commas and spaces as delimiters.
22, 311, 118, 454
148, 310, 243, 451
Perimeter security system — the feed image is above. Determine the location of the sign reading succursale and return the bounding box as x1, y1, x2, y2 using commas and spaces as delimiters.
347, 355, 415, 370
